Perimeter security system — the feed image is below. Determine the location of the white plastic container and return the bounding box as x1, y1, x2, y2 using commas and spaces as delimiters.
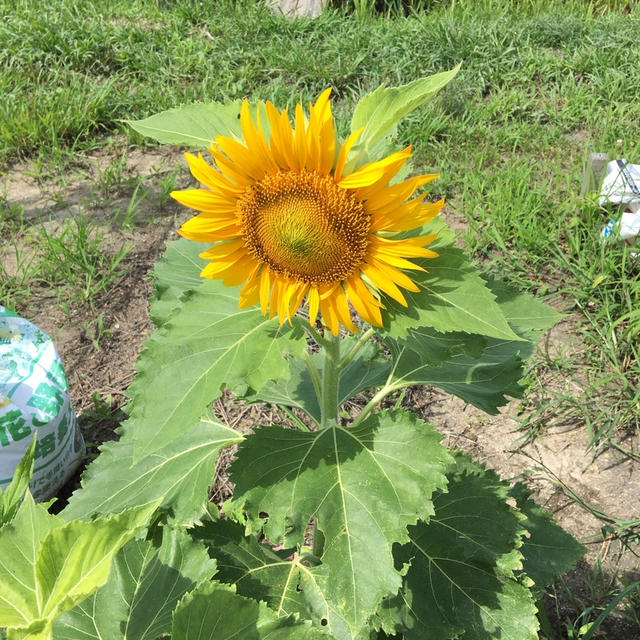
0, 306, 85, 501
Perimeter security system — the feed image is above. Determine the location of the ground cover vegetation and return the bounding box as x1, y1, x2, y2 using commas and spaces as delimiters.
0, 0, 638, 637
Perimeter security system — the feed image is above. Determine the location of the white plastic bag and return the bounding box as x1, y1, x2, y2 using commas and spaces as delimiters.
0, 306, 85, 501
599, 159, 640, 246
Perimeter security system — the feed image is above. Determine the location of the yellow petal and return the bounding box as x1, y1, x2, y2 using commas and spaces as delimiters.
200, 253, 254, 282
338, 147, 411, 190
292, 103, 308, 171
345, 276, 383, 327
378, 233, 438, 250
184, 152, 244, 197
370, 257, 420, 292
215, 135, 266, 182
290, 282, 308, 316
361, 263, 408, 306
277, 278, 289, 324
240, 100, 278, 173
374, 199, 444, 232
259, 268, 271, 315
333, 286, 357, 333
269, 278, 283, 320
170, 188, 236, 214
373, 253, 425, 271
239, 267, 261, 307
366, 174, 438, 214
209, 145, 254, 186
201, 247, 248, 272
307, 88, 335, 175
308, 286, 320, 325
179, 219, 240, 242
267, 104, 297, 170
199, 239, 245, 259
319, 293, 339, 335
334, 127, 363, 183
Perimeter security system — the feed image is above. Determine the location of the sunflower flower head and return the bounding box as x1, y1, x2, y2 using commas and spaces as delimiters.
171, 89, 443, 335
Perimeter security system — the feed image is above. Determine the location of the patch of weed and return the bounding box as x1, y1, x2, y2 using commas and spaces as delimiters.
35, 215, 130, 304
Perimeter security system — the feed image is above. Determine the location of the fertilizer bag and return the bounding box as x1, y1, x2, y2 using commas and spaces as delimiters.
0, 305, 85, 500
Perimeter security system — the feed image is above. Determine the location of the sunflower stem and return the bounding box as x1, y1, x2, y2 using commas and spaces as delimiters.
303, 350, 323, 417
339, 327, 375, 369
320, 332, 341, 429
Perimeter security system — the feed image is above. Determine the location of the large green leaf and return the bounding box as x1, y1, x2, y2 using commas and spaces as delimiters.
349, 67, 460, 167
0, 436, 36, 527
171, 582, 330, 640
243, 336, 390, 424
191, 519, 352, 640
125, 276, 306, 463
127, 101, 243, 147
0, 494, 61, 630
228, 409, 452, 636
381, 245, 523, 342
485, 277, 563, 339
509, 483, 585, 595
63, 416, 242, 523
53, 527, 216, 640
150, 238, 210, 328
385, 332, 526, 414
379, 276, 561, 414
379, 462, 538, 640
381, 279, 561, 413
0, 498, 156, 639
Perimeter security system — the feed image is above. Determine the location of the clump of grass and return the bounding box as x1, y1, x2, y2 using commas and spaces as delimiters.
0, 199, 37, 309
35, 216, 130, 304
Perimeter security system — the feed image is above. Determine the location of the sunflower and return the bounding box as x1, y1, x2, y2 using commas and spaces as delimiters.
171, 89, 443, 335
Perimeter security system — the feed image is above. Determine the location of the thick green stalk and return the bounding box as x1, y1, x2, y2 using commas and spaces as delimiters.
320, 332, 341, 428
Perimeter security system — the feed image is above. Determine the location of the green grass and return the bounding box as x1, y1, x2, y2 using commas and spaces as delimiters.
36, 216, 131, 303
1, 0, 639, 635
0, 212, 131, 309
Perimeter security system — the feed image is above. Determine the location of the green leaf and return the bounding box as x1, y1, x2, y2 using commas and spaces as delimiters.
381, 245, 523, 342
242, 356, 321, 422
0, 499, 156, 639
0, 436, 36, 527
350, 67, 460, 167
125, 276, 306, 463
54, 527, 217, 640
0, 493, 62, 630
172, 582, 330, 640
244, 336, 389, 423
402, 324, 487, 361
509, 483, 585, 595
485, 277, 563, 339
63, 415, 242, 523
228, 409, 452, 636
192, 519, 352, 640
379, 462, 538, 640
150, 238, 210, 327
386, 331, 527, 414
379, 274, 561, 414
127, 101, 243, 146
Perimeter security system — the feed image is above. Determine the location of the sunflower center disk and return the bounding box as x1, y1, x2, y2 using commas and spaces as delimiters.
238, 170, 371, 284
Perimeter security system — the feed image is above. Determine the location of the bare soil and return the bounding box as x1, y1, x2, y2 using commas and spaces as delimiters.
2, 148, 638, 638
